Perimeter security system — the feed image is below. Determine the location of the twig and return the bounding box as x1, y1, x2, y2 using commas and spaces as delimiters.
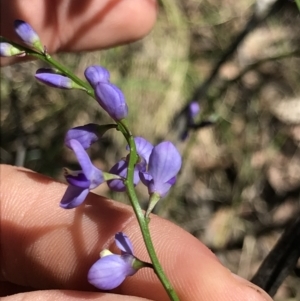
251, 217, 300, 297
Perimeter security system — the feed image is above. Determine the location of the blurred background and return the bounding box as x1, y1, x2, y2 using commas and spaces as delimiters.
1, 0, 300, 299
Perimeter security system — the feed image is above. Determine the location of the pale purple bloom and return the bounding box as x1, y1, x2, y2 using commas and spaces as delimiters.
14, 20, 43, 52
60, 139, 105, 209
107, 159, 140, 192
35, 68, 81, 89
140, 141, 182, 197
108, 137, 153, 191
0, 42, 24, 57
126, 137, 153, 169
65, 124, 100, 150
88, 232, 138, 290
95, 82, 128, 121
115, 232, 134, 254
84, 65, 110, 88
189, 101, 200, 118
65, 123, 117, 150
180, 101, 201, 141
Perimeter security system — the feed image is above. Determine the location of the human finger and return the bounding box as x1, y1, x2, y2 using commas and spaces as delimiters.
0, 165, 272, 301
0, 0, 157, 65
2, 289, 153, 301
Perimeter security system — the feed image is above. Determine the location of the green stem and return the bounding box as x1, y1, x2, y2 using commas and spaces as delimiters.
118, 121, 180, 301
2, 39, 179, 299
41, 54, 94, 97
0, 37, 94, 97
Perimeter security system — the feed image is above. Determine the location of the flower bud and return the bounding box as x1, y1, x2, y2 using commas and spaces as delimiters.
35, 68, 83, 89
0, 42, 25, 57
95, 82, 128, 121
14, 20, 43, 52
84, 65, 110, 88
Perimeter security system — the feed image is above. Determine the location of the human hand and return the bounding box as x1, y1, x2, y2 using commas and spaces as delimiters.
0, 0, 157, 66
1, 165, 273, 301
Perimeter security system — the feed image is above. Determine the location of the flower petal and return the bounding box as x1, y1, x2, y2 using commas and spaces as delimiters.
126, 137, 153, 163
139, 171, 152, 187
148, 142, 181, 183
60, 185, 89, 209
95, 82, 128, 121
147, 142, 181, 195
167, 176, 177, 186
115, 232, 134, 255
84, 65, 110, 88
188, 101, 200, 118
107, 159, 140, 192
69, 139, 104, 189
64, 169, 90, 188
88, 254, 136, 290
107, 160, 127, 192
65, 124, 99, 149
69, 139, 94, 176
148, 181, 172, 198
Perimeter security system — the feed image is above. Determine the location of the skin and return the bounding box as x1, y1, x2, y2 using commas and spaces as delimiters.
0, 1, 273, 300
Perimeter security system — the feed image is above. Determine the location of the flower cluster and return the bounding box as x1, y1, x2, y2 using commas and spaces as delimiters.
55, 64, 181, 289
35, 65, 129, 121
42, 62, 181, 211
61, 122, 181, 209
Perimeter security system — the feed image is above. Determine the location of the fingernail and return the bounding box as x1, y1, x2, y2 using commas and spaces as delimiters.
232, 273, 274, 301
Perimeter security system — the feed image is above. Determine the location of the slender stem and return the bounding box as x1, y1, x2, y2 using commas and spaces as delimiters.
0, 37, 94, 97
2, 39, 180, 299
118, 121, 180, 301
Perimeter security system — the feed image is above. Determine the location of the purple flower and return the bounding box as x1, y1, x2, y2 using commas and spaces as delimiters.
140, 141, 182, 197
88, 232, 148, 290
60, 139, 105, 209
108, 137, 153, 191
35, 68, 82, 90
188, 101, 200, 119
126, 137, 153, 167
84, 65, 110, 88
180, 101, 201, 141
0, 42, 25, 57
65, 124, 117, 150
95, 82, 128, 121
14, 20, 43, 52
65, 124, 99, 150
